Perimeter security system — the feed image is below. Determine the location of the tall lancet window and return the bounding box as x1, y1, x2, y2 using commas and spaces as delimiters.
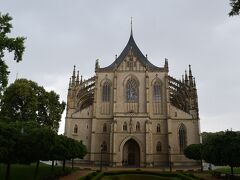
153, 81, 161, 102
126, 78, 138, 102
179, 123, 187, 153
102, 81, 110, 102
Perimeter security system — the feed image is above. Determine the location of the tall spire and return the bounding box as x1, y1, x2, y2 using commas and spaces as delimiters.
185, 70, 188, 85
76, 70, 79, 85
130, 17, 133, 36
72, 65, 76, 85
189, 65, 193, 87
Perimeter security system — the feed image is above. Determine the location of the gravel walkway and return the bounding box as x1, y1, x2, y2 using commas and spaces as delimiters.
58, 170, 92, 180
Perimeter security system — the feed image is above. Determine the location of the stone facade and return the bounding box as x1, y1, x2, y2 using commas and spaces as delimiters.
64, 30, 201, 168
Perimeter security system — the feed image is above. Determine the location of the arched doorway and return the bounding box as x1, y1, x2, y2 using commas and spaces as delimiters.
122, 139, 140, 167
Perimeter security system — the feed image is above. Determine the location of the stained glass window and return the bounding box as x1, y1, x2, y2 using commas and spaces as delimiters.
179, 123, 187, 153
102, 82, 110, 102
153, 81, 161, 102
126, 78, 138, 102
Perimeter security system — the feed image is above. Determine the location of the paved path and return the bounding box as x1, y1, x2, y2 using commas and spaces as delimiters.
59, 170, 92, 180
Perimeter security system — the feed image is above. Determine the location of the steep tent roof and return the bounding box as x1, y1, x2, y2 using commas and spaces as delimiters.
98, 32, 162, 71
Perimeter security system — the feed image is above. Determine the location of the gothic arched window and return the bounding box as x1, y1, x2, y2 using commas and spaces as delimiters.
157, 123, 161, 133
136, 121, 140, 131
179, 123, 187, 153
156, 141, 162, 152
101, 141, 107, 152
126, 78, 138, 102
123, 122, 127, 131
103, 123, 107, 132
102, 81, 110, 102
74, 124, 78, 134
153, 81, 161, 102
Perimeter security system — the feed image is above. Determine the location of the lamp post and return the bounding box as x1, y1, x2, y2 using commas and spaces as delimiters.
168, 145, 172, 172
100, 144, 103, 171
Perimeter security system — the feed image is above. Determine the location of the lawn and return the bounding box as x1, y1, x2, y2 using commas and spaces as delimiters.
101, 174, 181, 180
0, 162, 73, 180
80, 170, 202, 180
215, 167, 240, 174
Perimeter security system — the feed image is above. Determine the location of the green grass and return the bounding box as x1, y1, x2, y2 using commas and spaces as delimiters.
0, 162, 73, 180
80, 170, 202, 180
215, 167, 240, 174
100, 174, 181, 180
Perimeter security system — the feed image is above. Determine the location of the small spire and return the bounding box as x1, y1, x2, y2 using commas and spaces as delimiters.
130, 17, 133, 36
189, 65, 192, 77
164, 58, 169, 70
80, 75, 83, 84
72, 65, 76, 85
146, 54, 148, 59
95, 59, 100, 69
193, 77, 196, 88
185, 70, 188, 84
189, 65, 194, 87
76, 71, 79, 85
115, 54, 117, 60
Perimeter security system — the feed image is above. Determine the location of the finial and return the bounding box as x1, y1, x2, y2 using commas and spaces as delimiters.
164, 58, 169, 70
115, 54, 117, 60
73, 65, 76, 76
80, 75, 83, 84
72, 65, 76, 85
76, 71, 79, 84
185, 70, 188, 84
146, 54, 148, 59
130, 17, 133, 36
95, 59, 100, 69
193, 77, 196, 88
189, 64, 192, 77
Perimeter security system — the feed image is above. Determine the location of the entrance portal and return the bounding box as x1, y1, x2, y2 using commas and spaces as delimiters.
122, 139, 140, 167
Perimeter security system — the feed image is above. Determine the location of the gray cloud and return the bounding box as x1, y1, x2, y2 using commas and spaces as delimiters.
1, 0, 240, 133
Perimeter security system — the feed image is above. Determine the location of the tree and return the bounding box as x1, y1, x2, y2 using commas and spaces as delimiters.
202, 131, 240, 176
229, 0, 240, 16
184, 144, 203, 172
0, 13, 25, 99
28, 127, 55, 178
0, 122, 20, 180
0, 79, 66, 132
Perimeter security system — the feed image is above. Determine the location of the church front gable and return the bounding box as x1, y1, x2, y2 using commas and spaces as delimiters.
117, 50, 146, 72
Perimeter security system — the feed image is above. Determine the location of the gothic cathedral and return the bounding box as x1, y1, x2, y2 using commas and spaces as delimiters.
64, 29, 201, 168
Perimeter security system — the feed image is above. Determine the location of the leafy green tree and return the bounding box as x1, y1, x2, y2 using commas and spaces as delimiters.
202, 131, 240, 176
0, 79, 65, 132
28, 127, 55, 178
0, 13, 25, 99
0, 122, 20, 180
229, 0, 240, 16
184, 144, 203, 172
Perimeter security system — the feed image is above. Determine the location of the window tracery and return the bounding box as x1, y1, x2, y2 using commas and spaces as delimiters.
153, 81, 161, 102
102, 81, 110, 102
179, 123, 187, 153
126, 78, 138, 102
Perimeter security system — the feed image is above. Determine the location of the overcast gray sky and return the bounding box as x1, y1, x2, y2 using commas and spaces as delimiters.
1, 0, 240, 134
